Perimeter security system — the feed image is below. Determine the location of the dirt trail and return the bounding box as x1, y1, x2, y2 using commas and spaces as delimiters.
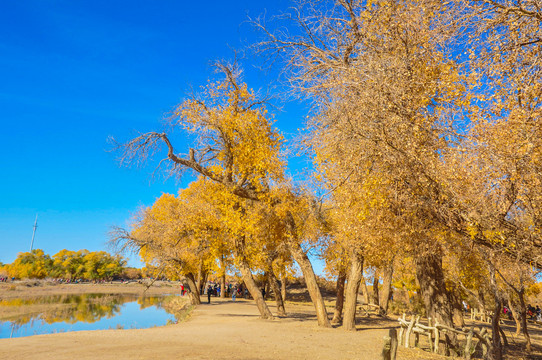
0, 297, 400, 360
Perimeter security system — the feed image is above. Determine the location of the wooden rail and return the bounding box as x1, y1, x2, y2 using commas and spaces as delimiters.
397, 314, 492, 359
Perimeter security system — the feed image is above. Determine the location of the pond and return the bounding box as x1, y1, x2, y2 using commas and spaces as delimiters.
0, 293, 183, 338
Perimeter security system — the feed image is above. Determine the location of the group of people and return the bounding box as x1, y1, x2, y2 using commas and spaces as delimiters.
464, 300, 542, 322
0, 276, 12, 282
204, 282, 249, 303
502, 304, 542, 321
527, 304, 542, 321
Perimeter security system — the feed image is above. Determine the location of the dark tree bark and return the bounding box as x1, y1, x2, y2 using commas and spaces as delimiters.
332, 267, 347, 324
343, 249, 364, 331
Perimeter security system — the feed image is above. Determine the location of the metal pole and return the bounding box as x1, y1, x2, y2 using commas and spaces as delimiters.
30, 214, 38, 252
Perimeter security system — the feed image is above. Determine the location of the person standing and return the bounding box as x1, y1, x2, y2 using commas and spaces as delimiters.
207, 285, 212, 304
232, 285, 237, 301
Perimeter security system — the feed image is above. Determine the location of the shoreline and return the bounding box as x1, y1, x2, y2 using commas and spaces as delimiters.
0, 280, 183, 300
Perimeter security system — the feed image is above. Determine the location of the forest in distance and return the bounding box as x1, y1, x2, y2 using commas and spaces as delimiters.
0, 249, 130, 281
4, 0, 540, 359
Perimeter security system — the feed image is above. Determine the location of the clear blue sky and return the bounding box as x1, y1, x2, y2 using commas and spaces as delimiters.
0, 0, 316, 269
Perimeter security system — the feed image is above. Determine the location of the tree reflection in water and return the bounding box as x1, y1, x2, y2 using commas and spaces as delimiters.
0, 294, 173, 338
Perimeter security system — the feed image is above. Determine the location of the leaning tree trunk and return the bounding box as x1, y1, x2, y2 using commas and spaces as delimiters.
266, 261, 286, 316
379, 260, 394, 314
288, 240, 331, 327
331, 267, 347, 324
235, 237, 274, 319
285, 212, 331, 327
507, 298, 522, 336
343, 249, 364, 331
184, 273, 201, 305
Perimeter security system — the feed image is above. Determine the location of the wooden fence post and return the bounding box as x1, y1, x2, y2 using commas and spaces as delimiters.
382, 328, 398, 360
405, 316, 416, 348
465, 327, 474, 360
398, 313, 406, 346
434, 320, 440, 354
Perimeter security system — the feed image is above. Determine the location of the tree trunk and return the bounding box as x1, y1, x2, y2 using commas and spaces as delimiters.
235, 237, 274, 319
379, 260, 394, 314
220, 255, 226, 298
266, 261, 286, 316
491, 299, 503, 360
415, 252, 454, 327
184, 273, 201, 305
288, 240, 331, 327
518, 289, 532, 352
285, 212, 331, 327
196, 259, 204, 291
361, 277, 370, 305
447, 285, 465, 327
371, 271, 380, 306
264, 274, 270, 300
332, 267, 347, 324
343, 249, 364, 331
508, 298, 522, 336
489, 263, 503, 360
281, 273, 287, 302
415, 250, 456, 354
477, 289, 487, 316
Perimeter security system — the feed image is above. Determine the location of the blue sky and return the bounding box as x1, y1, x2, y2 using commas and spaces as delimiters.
0, 0, 315, 269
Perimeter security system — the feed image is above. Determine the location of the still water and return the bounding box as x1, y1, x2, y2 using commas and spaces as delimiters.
0, 294, 179, 338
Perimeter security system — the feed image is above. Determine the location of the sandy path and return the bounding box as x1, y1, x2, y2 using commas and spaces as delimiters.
0, 298, 399, 360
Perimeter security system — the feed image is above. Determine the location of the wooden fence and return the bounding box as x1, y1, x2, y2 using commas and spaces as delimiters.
397, 314, 492, 359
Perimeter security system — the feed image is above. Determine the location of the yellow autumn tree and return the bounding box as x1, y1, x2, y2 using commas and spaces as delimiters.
115, 62, 333, 325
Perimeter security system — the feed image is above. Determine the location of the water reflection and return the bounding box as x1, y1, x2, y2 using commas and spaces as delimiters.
0, 294, 179, 338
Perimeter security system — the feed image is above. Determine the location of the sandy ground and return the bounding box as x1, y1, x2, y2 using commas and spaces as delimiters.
0, 283, 540, 359
0, 294, 425, 360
